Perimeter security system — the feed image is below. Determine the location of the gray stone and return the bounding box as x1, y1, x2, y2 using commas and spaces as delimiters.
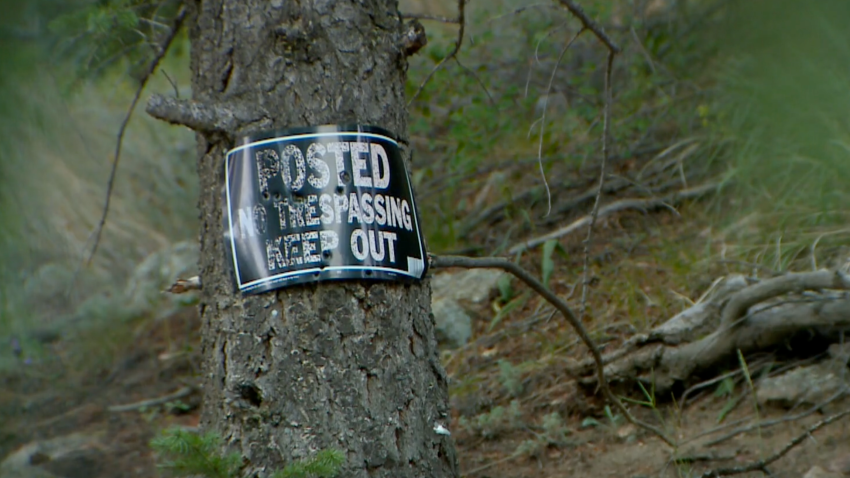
430, 269, 505, 348
432, 298, 473, 349
534, 92, 568, 117
758, 362, 850, 409
124, 240, 199, 317
828, 342, 850, 365
431, 269, 505, 304
0, 432, 103, 478
829, 453, 850, 475
802, 466, 842, 478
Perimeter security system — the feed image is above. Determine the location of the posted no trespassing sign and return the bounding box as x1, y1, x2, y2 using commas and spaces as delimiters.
223, 125, 427, 294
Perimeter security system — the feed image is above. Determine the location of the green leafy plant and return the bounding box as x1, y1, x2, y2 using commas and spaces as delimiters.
497, 359, 524, 397
497, 274, 514, 303
541, 411, 571, 444
489, 292, 529, 332
459, 400, 523, 440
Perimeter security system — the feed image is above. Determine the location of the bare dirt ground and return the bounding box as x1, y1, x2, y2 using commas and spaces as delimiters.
2, 205, 848, 478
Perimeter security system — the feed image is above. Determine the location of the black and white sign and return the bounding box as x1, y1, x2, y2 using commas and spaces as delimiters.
224, 125, 428, 294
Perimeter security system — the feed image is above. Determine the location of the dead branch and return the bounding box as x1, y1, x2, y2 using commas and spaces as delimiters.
429, 254, 676, 446
145, 95, 270, 134
553, 0, 621, 53
453, 57, 495, 104
700, 408, 850, 477
84, 6, 187, 266
509, 182, 720, 253
720, 269, 850, 328
401, 20, 428, 57
108, 385, 194, 413
407, 0, 467, 106
401, 13, 458, 24
164, 275, 202, 294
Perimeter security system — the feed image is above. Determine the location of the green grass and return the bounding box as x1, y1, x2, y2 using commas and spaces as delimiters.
707, 0, 850, 266
0, 15, 197, 370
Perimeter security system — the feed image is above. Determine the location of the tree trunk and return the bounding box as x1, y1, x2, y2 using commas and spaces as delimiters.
186, 1, 458, 477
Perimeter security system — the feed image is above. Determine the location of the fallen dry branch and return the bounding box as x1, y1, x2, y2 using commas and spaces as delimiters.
720, 269, 850, 327
429, 254, 675, 446
509, 182, 720, 253
572, 270, 850, 394
699, 408, 850, 477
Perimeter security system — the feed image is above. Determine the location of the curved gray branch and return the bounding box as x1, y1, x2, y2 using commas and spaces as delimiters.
721, 269, 850, 327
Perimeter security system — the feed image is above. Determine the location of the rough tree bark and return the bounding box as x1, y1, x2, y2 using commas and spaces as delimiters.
168, 1, 458, 477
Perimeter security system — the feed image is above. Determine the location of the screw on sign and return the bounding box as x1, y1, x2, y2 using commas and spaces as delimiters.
223, 125, 428, 294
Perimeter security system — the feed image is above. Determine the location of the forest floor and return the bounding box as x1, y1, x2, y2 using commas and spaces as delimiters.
2, 201, 848, 478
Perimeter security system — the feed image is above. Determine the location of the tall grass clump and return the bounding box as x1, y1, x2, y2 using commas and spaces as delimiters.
0, 2, 197, 372
708, 0, 850, 265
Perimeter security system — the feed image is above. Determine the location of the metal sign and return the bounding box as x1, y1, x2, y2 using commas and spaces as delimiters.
223, 125, 427, 294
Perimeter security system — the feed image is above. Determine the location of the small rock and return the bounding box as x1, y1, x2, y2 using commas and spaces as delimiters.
0, 432, 104, 478
431, 297, 472, 349
828, 342, 850, 365
534, 92, 568, 117
431, 269, 505, 304
124, 240, 199, 317
803, 466, 843, 478
829, 453, 850, 475
616, 424, 637, 440
40, 448, 104, 478
758, 362, 850, 409
430, 269, 505, 348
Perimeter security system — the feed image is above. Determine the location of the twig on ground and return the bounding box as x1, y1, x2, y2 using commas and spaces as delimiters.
407, 0, 467, 106
509, 182, 720, 253
704, 388, 849, 447
679, 369, 744, 410
430, 254, 676, 447
83, 6, 187, 266
464, 449, 524, 476
699, 408, 850, 477
108, 385, 194, 413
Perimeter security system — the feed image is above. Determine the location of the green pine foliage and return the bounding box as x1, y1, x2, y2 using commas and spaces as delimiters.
150, 428, 242, 478
271, 449, 345, 478
150, 427, 345, 478
47, 0, 185, 79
